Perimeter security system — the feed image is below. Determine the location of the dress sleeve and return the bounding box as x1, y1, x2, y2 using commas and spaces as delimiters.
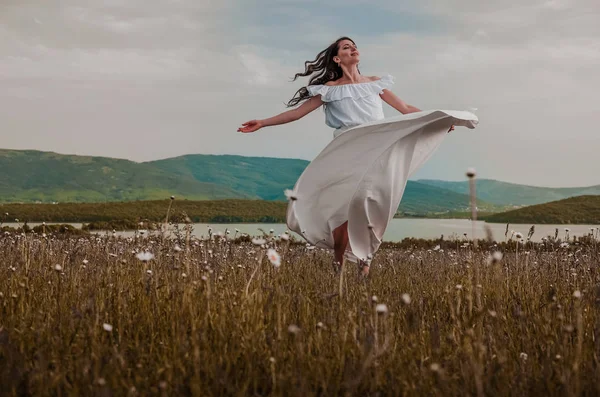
371, 74, 395, 95
307, 84, 330, 99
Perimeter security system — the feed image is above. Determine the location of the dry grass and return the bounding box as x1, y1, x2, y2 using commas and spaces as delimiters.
1, 228, 599, 396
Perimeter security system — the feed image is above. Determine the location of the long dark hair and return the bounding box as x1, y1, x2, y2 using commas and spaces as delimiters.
286, 36, 360, 107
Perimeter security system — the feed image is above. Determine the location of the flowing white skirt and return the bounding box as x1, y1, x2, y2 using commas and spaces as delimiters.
285, 110, 479, 263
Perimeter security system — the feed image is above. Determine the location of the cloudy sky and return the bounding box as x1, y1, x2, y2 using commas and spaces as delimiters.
1, 0, 599, 187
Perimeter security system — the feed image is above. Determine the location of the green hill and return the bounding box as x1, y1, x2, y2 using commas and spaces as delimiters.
148, 154, 497, 214
417, 179, 600, 206
0, 149, 250, 202
0, 149, 493, 215
398, 181, 496, 214
148, 154, 308, 201
481, 195, 600, 224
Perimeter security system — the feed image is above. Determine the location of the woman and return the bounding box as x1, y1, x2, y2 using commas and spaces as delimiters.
238, 37, 478, 275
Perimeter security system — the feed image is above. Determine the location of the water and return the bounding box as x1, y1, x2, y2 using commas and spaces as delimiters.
4, 219, 598, 242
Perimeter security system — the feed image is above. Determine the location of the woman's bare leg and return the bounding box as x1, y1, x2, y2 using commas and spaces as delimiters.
333, 221, 371, 276
332, 221, 349, 271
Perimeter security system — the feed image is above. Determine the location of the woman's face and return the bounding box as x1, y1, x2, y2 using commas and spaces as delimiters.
335, 39, 360, 67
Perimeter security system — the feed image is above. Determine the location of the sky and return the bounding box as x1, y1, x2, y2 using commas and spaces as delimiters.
1, 0, 599, 187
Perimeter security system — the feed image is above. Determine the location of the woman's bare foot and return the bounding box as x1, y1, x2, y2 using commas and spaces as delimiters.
332, 260, 342, 274
358, 260, 370, 277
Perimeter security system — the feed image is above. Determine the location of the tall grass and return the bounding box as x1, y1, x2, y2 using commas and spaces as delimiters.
1, 229, 599, 396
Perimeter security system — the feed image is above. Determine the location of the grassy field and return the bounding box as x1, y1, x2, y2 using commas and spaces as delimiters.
1, 228, 599, 396
0, 199, 287, 224
0, 200, 490, 230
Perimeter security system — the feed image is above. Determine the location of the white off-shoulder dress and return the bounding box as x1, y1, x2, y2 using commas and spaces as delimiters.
285, 74, 479, 264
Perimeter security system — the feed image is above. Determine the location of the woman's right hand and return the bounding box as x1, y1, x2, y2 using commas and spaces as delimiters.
237, 119, 263, 133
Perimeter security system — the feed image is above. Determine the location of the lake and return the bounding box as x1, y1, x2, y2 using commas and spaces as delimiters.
4, 219, 598, 242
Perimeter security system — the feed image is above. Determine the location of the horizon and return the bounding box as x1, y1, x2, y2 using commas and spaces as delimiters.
2, 146, 599, 190
1, 1, 599, 187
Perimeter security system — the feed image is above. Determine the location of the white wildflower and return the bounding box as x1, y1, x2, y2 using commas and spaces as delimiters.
102, 323, 113, 332
266, 249, 281, 267
284, 189, 297, 201
401, 293, 411, 305
252, 238, 266, 246
487, 251, 503, 265
520, 352, 528, 361
136, 251, 154, 262
375, 303, 388, 314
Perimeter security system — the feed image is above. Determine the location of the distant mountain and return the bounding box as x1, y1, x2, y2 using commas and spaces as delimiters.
481, 195, 600, 224
4, 149, 596, 218
0, 149, 249, 202
147, 154, 496, 214
398, 181, 496, 214
417, 179, 600, 206
148, 154, 308, 201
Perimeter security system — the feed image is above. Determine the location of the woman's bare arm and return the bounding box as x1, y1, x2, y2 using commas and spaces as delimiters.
379, 89, 421, 114
380, 88, 454, 132
238, 95, 323, 133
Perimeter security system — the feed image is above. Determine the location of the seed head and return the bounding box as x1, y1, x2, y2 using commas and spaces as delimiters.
284, 189, 297, 201
466, 168, 476, 178
267, 248, 281, 267
401, 293, 411, 305
375, 303, 388, 314
520, 352, 528, 361
136, 251, 154, 262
